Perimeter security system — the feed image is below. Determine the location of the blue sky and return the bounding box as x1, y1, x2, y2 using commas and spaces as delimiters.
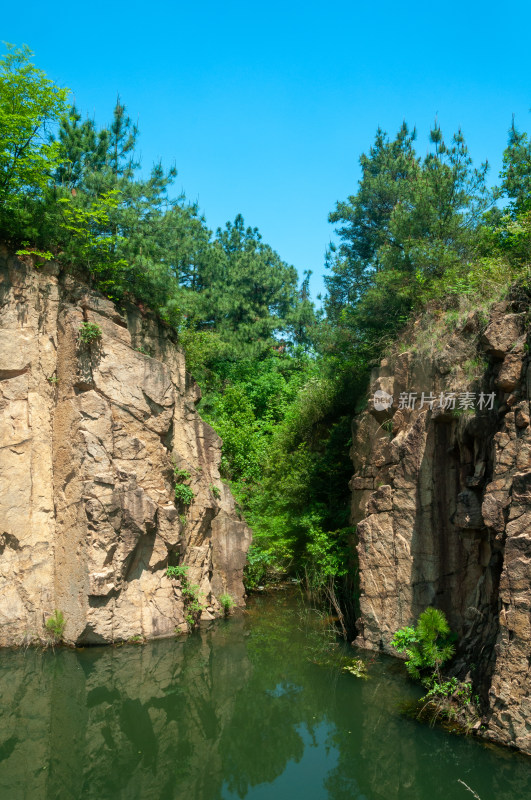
2, 1, 531, 299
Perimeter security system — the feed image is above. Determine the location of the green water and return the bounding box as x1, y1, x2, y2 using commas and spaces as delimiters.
1, 593, 530, 800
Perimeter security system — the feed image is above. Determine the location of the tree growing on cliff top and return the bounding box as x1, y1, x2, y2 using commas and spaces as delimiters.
325, 122, 419, 322
500, 117, 531, 217
323, 122, 490, 367
0, 44, 69, 219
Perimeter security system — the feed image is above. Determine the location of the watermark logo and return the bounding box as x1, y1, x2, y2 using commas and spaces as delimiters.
371, 390, 496, 411
372, 390, 394, 411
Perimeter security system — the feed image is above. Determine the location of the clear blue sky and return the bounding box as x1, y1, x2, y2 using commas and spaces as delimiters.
3, 1, 531, 299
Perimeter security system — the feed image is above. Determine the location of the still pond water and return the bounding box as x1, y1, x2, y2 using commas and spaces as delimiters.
1, 592, 531, 800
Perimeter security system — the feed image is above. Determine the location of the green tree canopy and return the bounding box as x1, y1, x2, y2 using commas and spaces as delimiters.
0, 44, 69, 232
323, 121, 489, 365
325, 122, 419, 318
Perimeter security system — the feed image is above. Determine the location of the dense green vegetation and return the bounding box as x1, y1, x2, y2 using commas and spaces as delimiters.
2, 44, 531, 628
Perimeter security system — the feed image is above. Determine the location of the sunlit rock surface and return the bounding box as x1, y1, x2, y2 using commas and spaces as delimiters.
0, 248, 251, 645
351, 301, 531, 754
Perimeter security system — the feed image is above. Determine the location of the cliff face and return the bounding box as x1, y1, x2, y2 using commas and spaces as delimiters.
0, 248, 251, 645
351, 300, 531, 754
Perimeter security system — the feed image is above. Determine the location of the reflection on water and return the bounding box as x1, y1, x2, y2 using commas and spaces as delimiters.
0, 592, 530, 800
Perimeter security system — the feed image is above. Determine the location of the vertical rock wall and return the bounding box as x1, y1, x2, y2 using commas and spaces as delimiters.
0, 248, 251, 645
350, 301, 531, 754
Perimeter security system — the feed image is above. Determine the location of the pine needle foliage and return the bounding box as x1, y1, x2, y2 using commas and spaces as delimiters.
391, 607, 455, 685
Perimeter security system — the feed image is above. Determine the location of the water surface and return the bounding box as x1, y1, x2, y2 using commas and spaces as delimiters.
1, 592, 530, 800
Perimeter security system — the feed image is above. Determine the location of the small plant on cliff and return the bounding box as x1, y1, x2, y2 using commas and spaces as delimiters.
391, 607, 455, 685
417, 676, 481, 730
16, 245, 53, 266
173, 467, 194, 505
393, 610, 481, 730
381, 418, 393, 436
183, 582, 200, 600
167, 565, 203, 629
210, 484, 221, 500
174, 484, 194, 505
219, 593, 235, 616
462, 357, 487, 382
45, 610, 65, 643
78, 322, 102, 345
183, 583, 203, 629
167, 564, 189, 579
422, 677, 472, 705
174, 468, 191, 482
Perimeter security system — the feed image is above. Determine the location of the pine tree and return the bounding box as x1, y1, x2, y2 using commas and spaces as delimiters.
54, 105, 109, 190
324, 121, 490, 365
500, 117, 531, 216
285, 269, 317, 348
392, 607, 455, 685
325, 123, 419, 322
383, 123, 490, 277
211, 214, 300, 355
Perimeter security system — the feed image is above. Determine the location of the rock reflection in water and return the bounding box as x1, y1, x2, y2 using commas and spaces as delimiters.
0, 592, 531, 800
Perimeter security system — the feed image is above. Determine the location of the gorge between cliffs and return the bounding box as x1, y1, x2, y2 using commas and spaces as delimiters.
3, 22, 531, 800
2, 249, 531, 773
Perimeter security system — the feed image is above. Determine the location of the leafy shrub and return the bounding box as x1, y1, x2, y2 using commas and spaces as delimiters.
210, 484, 221, 499
183, 582, 200, 600
243, 541, 291, 590
16, 245, 53, 265
422, 677, 473, 704
173, 467, 194, 506
304, 521, 351, 587
183, 583, 203, 629
244, 546, 274, 589
174, 468, 191, 482
174, 484, 194, 505
45, 610, 65, 642
219, 593, 235, 616
167, 565, 203, 630
416, 676, 481, 730
167, 565, 189, 579
78, 322, 102, 345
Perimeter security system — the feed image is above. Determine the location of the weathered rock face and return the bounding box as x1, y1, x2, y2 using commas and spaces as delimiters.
351, 301, 531, 754
0, 248, 251, 645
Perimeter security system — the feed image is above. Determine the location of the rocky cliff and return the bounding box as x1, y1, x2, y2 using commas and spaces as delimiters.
0, 247, 251, 646
350, 299, 531, 754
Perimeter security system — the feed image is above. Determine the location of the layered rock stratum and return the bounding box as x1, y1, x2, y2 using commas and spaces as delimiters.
350, 299, 531, 753
0, 248, 251, 645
